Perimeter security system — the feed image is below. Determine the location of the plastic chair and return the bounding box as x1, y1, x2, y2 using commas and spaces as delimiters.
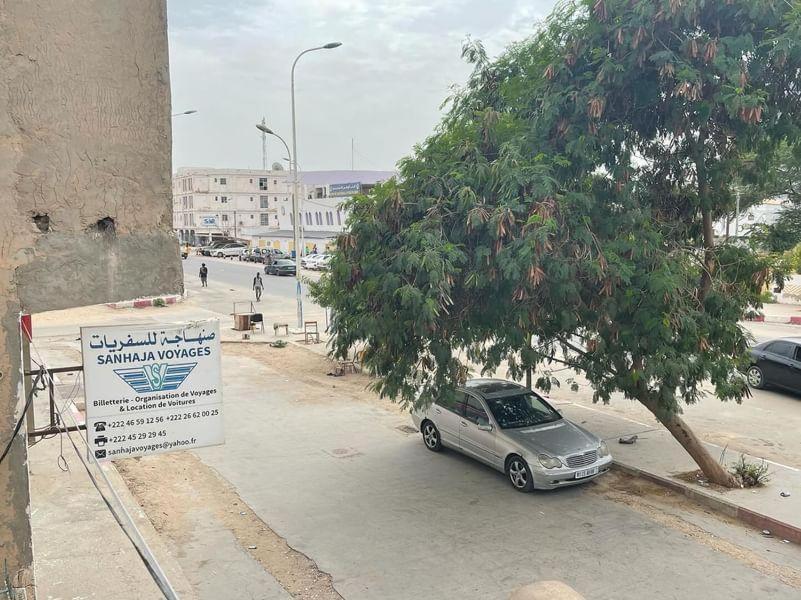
250, 313, 264, 333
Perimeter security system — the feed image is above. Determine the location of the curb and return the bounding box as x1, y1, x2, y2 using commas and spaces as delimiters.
611, 461, 801, 544
743, 314, 801, 325
107, 292, 187, 309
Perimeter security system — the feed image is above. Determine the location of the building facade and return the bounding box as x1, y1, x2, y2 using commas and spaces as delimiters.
172, 167, 291, 245
173, 168, 395, 253
1, 2, 181, 595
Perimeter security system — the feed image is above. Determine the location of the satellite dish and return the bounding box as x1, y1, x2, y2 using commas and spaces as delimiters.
271, 162, 284, 171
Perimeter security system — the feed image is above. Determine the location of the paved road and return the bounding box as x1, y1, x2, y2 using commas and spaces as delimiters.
184, 254, 312, 299
189, 347, 801, 600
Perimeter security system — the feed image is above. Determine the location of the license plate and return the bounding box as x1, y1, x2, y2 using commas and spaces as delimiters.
574, 466, 599, 479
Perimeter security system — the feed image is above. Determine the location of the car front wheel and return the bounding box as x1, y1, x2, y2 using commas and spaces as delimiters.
747, 365, 766, 389
506, 455, 534, 492
421, 420, 442, 452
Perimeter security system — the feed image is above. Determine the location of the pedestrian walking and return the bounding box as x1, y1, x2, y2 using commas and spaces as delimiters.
253, 272, 264, 301
199, 263, 208, 287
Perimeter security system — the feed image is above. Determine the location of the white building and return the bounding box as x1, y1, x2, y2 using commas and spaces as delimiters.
173, 167, 394, 254
172, 167, 292, 245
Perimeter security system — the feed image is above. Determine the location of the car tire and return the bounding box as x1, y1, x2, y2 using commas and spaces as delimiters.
421, 420, 443, 452
216, 252, 224, 258
747, 365, 766, 389
506, 455, 534, 492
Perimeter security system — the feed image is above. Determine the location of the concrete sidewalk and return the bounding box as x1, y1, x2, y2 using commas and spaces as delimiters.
747, 302, 801, 325
553, 400, 801, 543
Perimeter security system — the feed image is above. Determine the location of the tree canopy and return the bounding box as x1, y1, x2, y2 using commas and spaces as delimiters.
312, 0, 801, 485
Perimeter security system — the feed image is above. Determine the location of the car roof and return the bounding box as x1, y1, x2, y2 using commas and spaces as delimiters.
464, 378, 528, 398
760, 337, 801, 344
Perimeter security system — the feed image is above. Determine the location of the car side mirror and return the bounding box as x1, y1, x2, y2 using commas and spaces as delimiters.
477, 423, 493, 432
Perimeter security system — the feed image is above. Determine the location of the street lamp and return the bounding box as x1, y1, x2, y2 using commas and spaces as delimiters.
266, 41, 341, 329
172, 110, 198, 117
256, 123, 304, 324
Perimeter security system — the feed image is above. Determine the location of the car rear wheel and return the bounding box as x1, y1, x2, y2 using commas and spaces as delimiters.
747, 365, 766, 389
421, 420, 442, 452
506, 455, 534, 492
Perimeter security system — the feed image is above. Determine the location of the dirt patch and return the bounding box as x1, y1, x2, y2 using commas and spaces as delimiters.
224, 342, 405, 414
117, 452, 343, 600
591, 471, 801, 590
674, 469, 735, 494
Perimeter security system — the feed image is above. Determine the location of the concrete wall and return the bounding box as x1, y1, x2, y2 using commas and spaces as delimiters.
0, 1, 181, 596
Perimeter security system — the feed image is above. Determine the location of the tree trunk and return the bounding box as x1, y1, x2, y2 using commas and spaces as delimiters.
639, 395, 738, 487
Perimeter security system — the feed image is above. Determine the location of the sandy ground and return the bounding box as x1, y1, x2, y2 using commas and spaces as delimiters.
115, 343, 801, 598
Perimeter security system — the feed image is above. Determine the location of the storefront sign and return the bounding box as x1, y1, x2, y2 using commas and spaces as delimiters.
329, 182, 361, 197
80, 320, 224, 461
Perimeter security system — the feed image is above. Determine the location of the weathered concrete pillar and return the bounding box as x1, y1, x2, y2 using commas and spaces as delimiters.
0, 2, 182, 596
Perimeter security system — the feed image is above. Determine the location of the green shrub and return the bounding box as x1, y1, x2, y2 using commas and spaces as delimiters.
152, 297, 167, 308
731, 455, 771, 487
759, 290, 775, 304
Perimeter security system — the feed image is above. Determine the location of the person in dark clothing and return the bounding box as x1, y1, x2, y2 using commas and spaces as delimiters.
199, 263, 208, 287
253, 272, 264, 301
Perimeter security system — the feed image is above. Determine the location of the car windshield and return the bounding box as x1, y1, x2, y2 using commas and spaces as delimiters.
276, 260, 294, 266
484, 393, 562, 429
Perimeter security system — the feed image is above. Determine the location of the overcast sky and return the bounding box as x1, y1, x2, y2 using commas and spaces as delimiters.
168, 0, 558, 172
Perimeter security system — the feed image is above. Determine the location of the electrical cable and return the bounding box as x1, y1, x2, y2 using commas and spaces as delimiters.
0, 368, 44, 467
27, 338, 180, 600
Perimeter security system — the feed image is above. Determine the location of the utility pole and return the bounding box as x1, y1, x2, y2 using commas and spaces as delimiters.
261, 117, 268, 171
734, 187, 741, 242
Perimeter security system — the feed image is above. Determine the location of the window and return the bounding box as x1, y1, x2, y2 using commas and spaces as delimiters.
220, 196, 228, 203
795, 345, 801, 362
485, 393, 562, 429
273, 179, 277, 185
221, 214, 229, 222
326, 211, 333, 225
435, 391, 466, 415
274, 197, 278, 203
281, 207, 286, 215
766, 341, 796, 359
250, 214, 254, 219
306, 213, 312, 225
464, 396, 490, 426
250, 197, 254, 201
260, 196, 269, 209
290, 214, 294, 226
259, 178, 268, 190
214, 178, 217, 183
219, 177, 227, 185
337, 210, 342, 225
249, 179, 253, 184
260, 214, 269, 226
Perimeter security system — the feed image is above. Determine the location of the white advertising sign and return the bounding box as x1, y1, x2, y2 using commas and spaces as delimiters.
81, 320, 224, 461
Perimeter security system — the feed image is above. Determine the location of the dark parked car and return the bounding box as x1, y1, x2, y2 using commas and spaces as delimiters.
265, 259, 297, 276
747, 337, 801, 393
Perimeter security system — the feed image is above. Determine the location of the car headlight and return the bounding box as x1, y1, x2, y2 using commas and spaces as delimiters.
537, 454, 563, 469
598, 441, 609, 458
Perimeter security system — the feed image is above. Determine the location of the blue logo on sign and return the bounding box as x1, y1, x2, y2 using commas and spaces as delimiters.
114, 363, 196, 393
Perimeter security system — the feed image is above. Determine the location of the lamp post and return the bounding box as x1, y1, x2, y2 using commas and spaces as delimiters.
256, 123, 303, 326
172, 110, 198, 117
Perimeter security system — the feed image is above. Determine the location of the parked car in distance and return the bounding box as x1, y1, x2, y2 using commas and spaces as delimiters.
238, 249, 252, 261
412, 379, 612, 491
199, 241, 229, 256
312, 254, 331, 270
265, 258, 297, 276
215, 244, 246, 258
747, 337, 801, 393
301, 253, 319, 268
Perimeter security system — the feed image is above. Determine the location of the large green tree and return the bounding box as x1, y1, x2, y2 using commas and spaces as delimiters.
313, 0, 801, 486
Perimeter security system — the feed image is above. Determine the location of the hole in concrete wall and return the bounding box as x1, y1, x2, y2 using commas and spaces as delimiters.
92, 216, 116, 236
32, 213, 50, 232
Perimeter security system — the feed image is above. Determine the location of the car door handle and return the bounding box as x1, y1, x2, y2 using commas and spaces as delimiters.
461, 421, 469, 427
434, 408, 442, 414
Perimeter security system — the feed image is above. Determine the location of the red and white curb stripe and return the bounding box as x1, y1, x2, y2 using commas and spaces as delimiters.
744, 314, 801, 326
106, 293, 187, 309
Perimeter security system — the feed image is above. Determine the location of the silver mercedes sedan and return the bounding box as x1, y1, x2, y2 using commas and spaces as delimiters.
411, 379, 612, 491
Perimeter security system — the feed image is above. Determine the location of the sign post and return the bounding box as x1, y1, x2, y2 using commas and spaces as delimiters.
80, 319, 224, 461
